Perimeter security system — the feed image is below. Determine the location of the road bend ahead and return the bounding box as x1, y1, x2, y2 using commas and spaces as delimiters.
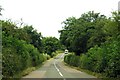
23, 53, 96, 79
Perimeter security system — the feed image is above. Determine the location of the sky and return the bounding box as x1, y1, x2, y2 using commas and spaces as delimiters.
0, 0, 119, 38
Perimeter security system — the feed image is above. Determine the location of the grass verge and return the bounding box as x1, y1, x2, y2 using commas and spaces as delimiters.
21, 67, 36, 76
63, 61, 105, 78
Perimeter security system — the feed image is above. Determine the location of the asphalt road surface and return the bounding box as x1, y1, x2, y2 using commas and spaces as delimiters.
23, 53, 96, 80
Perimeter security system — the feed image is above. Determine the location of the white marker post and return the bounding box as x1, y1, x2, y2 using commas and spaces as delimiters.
118, 1, 120, 22
118, 1, 120, 12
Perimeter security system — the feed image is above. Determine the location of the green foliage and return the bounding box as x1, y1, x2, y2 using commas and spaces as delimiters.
1, 20, 47, 78
85, 39, 120, 77
63, 11, 120, 78
64, 39, 120, 78
80, 46, 106, 72
2, 36, 46, 78
1, 19, 62, 78
59, 11, 108, 55
42, 37, 61, 57
103, 40, 120, 77
22, 26, 43, 53
2, 19, 43, 53
64, 54, 80, 67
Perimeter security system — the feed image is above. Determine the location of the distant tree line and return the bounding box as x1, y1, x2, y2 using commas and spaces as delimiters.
60, 11, 120, 78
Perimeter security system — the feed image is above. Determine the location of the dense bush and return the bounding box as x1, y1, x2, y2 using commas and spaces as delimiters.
85, 39, 120, 77
103, 40, 120, 77
1, 19, 62, 78
64, 39, 120, 78
2, 36, 47, 78
64, 53, 80, 67
62, 11, 120, 78
80, 45, 107, 73
59, 11, 108, 55
42, 37, 61, 57
1, 20, 47, 78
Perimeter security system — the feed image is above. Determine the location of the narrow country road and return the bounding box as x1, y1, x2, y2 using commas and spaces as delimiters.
22, 53, 96, 79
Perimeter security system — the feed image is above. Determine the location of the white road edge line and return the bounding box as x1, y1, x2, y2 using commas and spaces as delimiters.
54, 60, 63, 77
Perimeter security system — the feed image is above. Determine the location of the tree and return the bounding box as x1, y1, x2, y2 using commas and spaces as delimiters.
2, 20, 46, 78
42, 37, 61, 57
63, 11, 120, 78
59, 11, 108, 55
22, 25, 43, 53
0, 6, 2, 15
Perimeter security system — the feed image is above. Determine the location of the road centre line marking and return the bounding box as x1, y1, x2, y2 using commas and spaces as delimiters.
59, 71, 63, 77
54, 60, 63, 77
